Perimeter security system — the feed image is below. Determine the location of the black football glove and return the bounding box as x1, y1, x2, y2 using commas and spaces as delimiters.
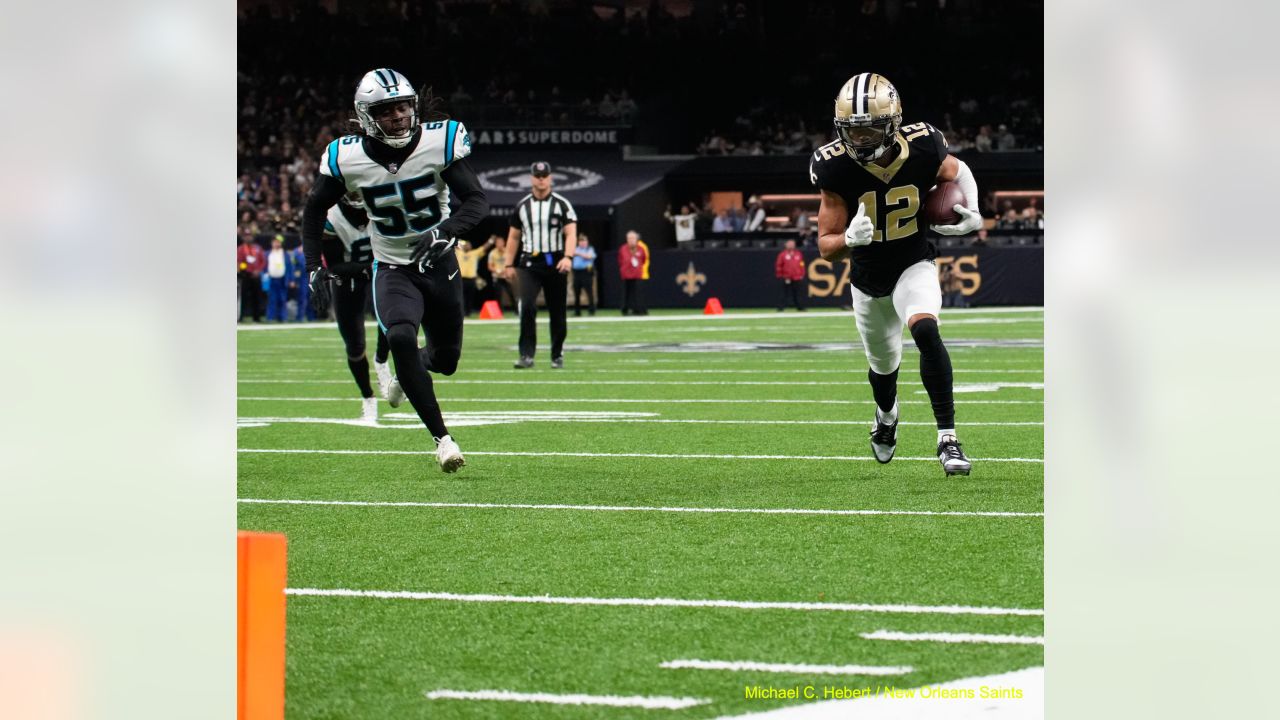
308, 267, 335, 316
409, 228, 458, 271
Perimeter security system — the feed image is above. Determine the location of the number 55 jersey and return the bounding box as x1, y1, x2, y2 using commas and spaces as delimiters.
319, 120, 472, 265
809, 122, 949, 298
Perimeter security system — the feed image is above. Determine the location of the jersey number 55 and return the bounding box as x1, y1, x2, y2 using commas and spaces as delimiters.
361, 172, 442, 236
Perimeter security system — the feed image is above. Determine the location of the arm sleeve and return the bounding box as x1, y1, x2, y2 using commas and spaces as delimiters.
953, 159, 980, 212
301, 175, 348, 271
437, 157, 489, 239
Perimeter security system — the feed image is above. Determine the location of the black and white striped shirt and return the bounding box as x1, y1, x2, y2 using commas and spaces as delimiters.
510, 192, 578, 255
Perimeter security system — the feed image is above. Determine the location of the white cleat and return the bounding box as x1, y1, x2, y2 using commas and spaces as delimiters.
435, 434, 465, 473
937, 434, 972, 476
360, 396, 378, 425
374, 361, 392, 398
386, 377, 406, 408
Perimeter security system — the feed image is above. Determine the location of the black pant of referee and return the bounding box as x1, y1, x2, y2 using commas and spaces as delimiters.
516, 251, 568, 362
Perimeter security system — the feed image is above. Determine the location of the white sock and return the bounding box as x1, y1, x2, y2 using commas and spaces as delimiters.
938, 429, 957, 443
876, 402, 898, 424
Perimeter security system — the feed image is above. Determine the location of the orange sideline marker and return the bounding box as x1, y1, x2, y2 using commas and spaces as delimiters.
238, 531, 287, 720
703, 297, 724, 315
479, 300, 504, 319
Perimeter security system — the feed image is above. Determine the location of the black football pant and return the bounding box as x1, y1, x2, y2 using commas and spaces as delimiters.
516, 265, 567, 359
239, 274, 263, 321
372, 255, 464, 439
572, 269, 595, 314
461, 277, 479, 315
334, 277, 389, 399
779, 279, 804, 310
622, 279, 645, 315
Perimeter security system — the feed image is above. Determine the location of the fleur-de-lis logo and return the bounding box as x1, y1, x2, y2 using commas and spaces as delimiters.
676, 262, 706, 297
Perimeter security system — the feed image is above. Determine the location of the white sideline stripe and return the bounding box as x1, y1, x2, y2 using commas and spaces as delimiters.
239, 396, 1044, 405
239, 378, 1046, 387
860, 630, 1044, 645
423, 689, 708, 710
238, 498, 1044, 518
286, 587, 1044, 617
245, 367, 1044, 375
239, 448, 1044, 463
661, 659, 911, 676
236, 306, 1045, 331
237, 415, 1043, 428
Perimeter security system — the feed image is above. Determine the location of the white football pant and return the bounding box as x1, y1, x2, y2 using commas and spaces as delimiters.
850, 259, 943, 375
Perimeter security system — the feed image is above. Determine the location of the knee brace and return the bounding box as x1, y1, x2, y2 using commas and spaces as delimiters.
909, 317, 945, 360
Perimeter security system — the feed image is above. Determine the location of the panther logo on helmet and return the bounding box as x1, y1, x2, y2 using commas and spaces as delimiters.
354, 68, 419, 148
833, 73, 903, 163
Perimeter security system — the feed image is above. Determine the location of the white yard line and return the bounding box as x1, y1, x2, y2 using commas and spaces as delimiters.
238, 498, 1043, 518
243, 367, 1044, 375
239, 448, 1044, 463
238, 378, 1046, 386
239, 396, 1044, 405
237, 307, 1045, 331
661, 659, 912, 676
237, 415, 1042, 427
720, 667, 1043, 719
286, 587, 1044, 617
423, 689, 708, 710
860, 630, 1044, 645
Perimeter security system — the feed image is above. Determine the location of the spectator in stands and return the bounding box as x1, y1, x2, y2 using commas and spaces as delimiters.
998, 200, 1020, 229
616, 90, 638, 122
487, 238, 516, 310
792, 208, 817, 247
666, 204, 698, 245
571, 234, 597, 316
975, 125, 994, 153
972, 228, 989, 247
1020, 198, 1042, 227
237, 234, 266, 323
264, 236, 290, 323
730, 207, 747, 232
618, 230, 648, 316
712, 209, 733, 233
775, 239, 807, 311
743, 196, 767, 232
996, 124, 1017, 151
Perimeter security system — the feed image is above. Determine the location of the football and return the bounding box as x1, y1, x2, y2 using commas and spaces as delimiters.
923, 181, 967, 226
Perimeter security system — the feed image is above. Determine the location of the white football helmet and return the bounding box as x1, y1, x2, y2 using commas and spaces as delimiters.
354, 68, 419, 148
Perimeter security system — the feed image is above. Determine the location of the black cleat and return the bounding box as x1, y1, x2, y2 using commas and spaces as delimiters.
513, 356, 534, 369
870, 415, 898, 464
551, 356, 564, 369
937, 435, 972, 476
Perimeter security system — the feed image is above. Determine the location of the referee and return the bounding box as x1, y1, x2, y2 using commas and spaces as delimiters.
502, 161, 578, 369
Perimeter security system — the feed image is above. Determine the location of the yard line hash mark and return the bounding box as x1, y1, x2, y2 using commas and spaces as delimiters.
860, 630, 1044, 645
660, 659, 912, 676
423, 689, 709, 710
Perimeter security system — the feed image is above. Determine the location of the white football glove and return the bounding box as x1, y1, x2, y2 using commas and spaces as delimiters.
844, 202, 875, 248
931, 204, 984, 236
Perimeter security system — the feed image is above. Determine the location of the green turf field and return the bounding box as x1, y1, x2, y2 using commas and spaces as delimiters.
237, 307, 1043, 719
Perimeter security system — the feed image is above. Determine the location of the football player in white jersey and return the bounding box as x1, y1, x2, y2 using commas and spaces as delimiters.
301, 68, 489, 473
316, 192, 392, 423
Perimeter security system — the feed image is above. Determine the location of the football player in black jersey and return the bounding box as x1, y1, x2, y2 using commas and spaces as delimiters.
810, 73, 983, 476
